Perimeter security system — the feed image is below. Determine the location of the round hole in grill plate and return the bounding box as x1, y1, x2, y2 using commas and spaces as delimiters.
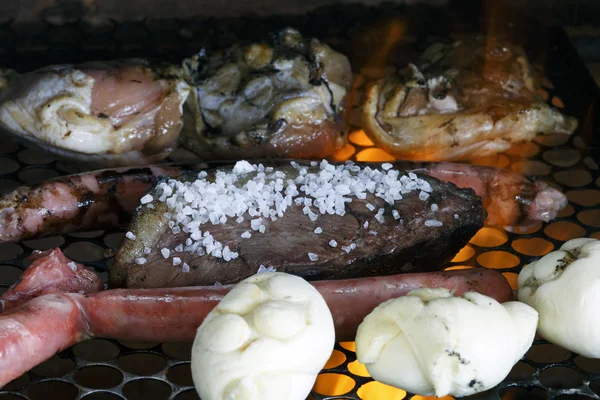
339, 342, 356, 352
122, 378, 172, 400
173, 390, 199, 400
0, 244, 23, 261
313, 373, 356, 396
331, 144, 356, 162
584, 156, 599, 170
30, 354, 76, 378
0, 265, 23, 285
507, 361, 536, 380
543, 149, 581, 168
526, 344, 572, 363
104, 233, 125, 249
544, 221, 587, 241
539, 366, 585, 389
324, 350, 346, 369
119, 340, 160, 350
0, 158, 19, 175
74, 365, 123, 389
81, 392, 125, 400
498, 386, 549, 400
162, 342, 193, 360
166, 363, 193, 386
444, 265, 474, 271
69, 230, 106, 239
0, 179, 19, 194
17, 149, 56, 165
73, 339, 120, 362
64, 242, 105, 262
357, 381, 406, 399
567, 190, 600, 207
18, 167, 59, 184
558, 204, 576, 218
505, 223, 543, 235
510, 160, 551, 176
28, 380, 78, 400
347, 360, 370, 377
451, 246, 475, 263
349, 130, 375, 147
505, 141, 540, 158
22, 236, 65, 250
554, 170, 593, 188
2, 374, 30, 391
576, 357, 600, 373
512, 238, 553, 256
355, 148, 395, 162
477, 251, 520, 269
502, 272, 519, 290
469, 228, 508, 247
119, 353, 167, 376
578, 210, 600, 228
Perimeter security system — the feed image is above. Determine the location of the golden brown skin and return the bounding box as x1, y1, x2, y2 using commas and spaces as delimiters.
361, 37, 578, 161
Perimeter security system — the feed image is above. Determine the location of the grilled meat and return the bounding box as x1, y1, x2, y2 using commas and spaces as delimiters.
180, 27, 352, 161
361, 37, 578, 161
110, 160, 485, 288
0, 59, 190, 167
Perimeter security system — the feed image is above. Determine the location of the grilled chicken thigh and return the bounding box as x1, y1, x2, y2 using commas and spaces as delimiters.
180, 28, 352, 161
361, 37, 578, 161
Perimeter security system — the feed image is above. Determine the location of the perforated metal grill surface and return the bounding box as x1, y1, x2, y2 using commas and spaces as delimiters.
0, 3, 599, 400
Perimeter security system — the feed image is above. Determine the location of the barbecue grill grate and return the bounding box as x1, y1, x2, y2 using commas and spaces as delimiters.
0, 2, 599, 399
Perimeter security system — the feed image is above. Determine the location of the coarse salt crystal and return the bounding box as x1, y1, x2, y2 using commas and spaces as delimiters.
232, 160, 255, 174
392, 210, 400, 220
424, 219, 443, 227
67, 262, 77, 272
144, 247, 151, 255
369, 230, 377, 236
419, 191, 430, 201
454, 214, 459, 219
126, 231, 136, 240
182, 263, 190, 273
375, 208, 385, 223
241, 231, 252, 239
308, 252, 319, 261
161, 248, 170, 258
366, 203, 375, 211
329, 239, 338, 247
431, 203, 438, 212
173, 257, 181, 266
257, 265, 277, 273
363, 221, 369, 229
140, 194, 153, 204
135, 257, 147, 265
382, 163, 393, 170
175, 244, 184, 252
314, 227, 323, 234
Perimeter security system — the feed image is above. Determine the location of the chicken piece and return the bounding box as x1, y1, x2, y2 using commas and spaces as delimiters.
361, 37, 578, 161
0, 59, 190, 167
180, 27, 352, 161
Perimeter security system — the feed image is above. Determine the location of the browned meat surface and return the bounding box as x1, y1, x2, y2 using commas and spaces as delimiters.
180, 27, 352, 161
0, 165, 184, 243
361, 37, 578, 161
110, 161, 485, 288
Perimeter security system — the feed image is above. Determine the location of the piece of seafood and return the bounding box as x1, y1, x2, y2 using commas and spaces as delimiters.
0, 59, 190, 167
0, 160, 567, 243
361, 37, 578, 161
110, 160, 485, 289
0, 264, 512, 388
180, 27, 352, 161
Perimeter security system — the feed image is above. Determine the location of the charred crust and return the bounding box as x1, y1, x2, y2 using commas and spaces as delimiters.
446, 350, 470, 365
98, 113, 109, 119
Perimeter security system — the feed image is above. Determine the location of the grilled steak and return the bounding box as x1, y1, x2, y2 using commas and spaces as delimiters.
110, 160, 486, 288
